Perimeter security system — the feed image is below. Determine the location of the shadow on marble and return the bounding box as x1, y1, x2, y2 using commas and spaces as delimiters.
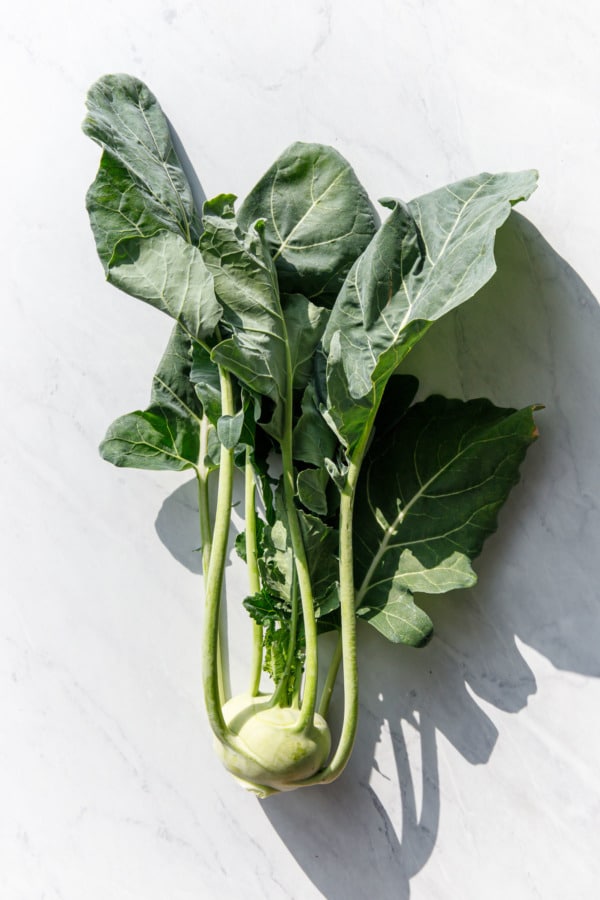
155, 213, 600, 897
155, 479, 207, 576
261, 215, 600, 898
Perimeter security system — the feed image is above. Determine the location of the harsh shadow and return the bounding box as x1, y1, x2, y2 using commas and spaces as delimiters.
260, 214, 600, 897
155, 478, 205, 574
155, 475, 242, 699
155, 213, 600, 897
403, 212, 600, 679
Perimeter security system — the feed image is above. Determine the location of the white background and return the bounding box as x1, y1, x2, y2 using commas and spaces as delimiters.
2, 2, 600, 898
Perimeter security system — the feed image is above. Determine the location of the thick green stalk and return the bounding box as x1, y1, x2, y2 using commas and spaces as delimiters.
202, 367, 235, 745
196, 415, 212, 577
196, 415, 229, 706
314, 463, 360, 779
280, 428, 319, 730
291, 661, 302, 709
245, 449, 263, 696
275, 308, 319, 731
318, 635, 343, 719
299, 381, 397, 784
296, 440, 368, 786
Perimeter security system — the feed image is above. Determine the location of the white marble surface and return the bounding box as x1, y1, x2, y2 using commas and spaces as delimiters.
3, 2, 600, 898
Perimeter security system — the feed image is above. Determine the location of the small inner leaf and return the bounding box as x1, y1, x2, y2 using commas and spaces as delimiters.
297, 467, 329, 516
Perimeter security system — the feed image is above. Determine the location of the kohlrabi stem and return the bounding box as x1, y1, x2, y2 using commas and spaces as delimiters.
269, 565, 299, 708
291, 662, 302, 709
196, 415, 212, 578
202, 366, 235, 744
277, 311, 318, 731
245, 448, 263, 696
296, 448, 366, 786
318, 634, 343, 719
281, 420, 319, 731
296, 385, 393, 786
320, 462, 360, 771
196, 416, 228, 706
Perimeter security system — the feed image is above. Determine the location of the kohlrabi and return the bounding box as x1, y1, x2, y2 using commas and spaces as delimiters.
83, 74, 540, 797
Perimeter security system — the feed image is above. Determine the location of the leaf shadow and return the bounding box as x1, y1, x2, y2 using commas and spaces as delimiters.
155, 476, 242, 700
259, 214, 600, 897
154, 214, 600, 897
155, 478, 205, 576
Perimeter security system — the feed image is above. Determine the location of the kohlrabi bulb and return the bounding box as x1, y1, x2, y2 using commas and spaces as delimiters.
214, 693, 331, 796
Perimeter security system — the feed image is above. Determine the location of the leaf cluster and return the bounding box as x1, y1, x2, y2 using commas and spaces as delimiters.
84, 73, 539, 667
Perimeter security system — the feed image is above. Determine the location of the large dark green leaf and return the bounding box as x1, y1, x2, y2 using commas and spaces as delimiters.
323, 171, 538, 454
354, 396, 539, 645
84, 75, 221, 343
85, 152, 169, 270
100, 325, 204, 471
108, 231, 222, 342
200, 195, 289, 440
83, 73, 201, 254
238, 143, 378, 303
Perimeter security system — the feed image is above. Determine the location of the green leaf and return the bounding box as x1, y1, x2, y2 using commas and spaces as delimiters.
292, 382, 338, 468
85, 152, 168, 270
84, 76, 222, 346
100, 409, 198, 471
190, 341, 222, 424
235, 517, 266, 564
357, 583, 434, 647
83, 74, 201, 250
282, 294, 329, 391
297, 467, 329, 516
243, 588, 288, 626
243, 588, 295, 686
238, 142, 377, 303
315, 583, 341, 619
100, 324, 204, 470
217, 410, 245, 450
200, 196, 288, 440
299, 511, 339, 602
387, 549, 477, 594
354, 395, 539, 644
108, 231, 222, 342
147, 325, 205, 418
323, 170, 538, 453
258, 487, 338, 605
260, 498, 295, 601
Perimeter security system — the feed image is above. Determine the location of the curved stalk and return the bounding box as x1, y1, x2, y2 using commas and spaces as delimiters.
291, 662, 302, 709
295, 388, 390, 785
202, 367, 236, 745
281, 429, 319, 731
196, 415, 212, 577
196, 416, 229, 705
295, 449, 365, 786
245, 449, 263, 696
318, 634, 343, 719
275, 309, 319, 731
